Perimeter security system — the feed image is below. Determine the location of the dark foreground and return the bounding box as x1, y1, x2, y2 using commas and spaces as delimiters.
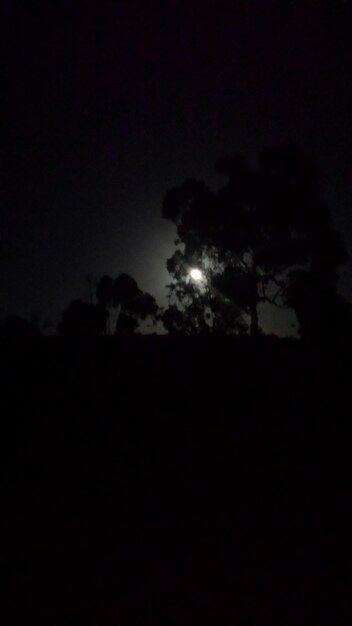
1, 335, 351, 625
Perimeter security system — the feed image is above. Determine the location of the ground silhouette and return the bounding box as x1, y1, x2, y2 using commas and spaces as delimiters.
0, 333, 351, 625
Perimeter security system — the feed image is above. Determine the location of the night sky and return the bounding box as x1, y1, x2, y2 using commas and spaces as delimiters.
2, 0, 352, 331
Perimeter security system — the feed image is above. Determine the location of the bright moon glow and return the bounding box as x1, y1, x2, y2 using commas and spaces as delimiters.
189, 268, 203, 281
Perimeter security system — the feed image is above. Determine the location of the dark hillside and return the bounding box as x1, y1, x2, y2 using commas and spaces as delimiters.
0, 336, 350, 625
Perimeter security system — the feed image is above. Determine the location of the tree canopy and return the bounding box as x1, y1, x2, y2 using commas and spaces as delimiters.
58, 300, 107, 337
96, 273, 158, 335
162, 144, 348, 337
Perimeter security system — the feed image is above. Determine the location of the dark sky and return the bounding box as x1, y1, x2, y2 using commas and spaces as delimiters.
2, 0, 352, 330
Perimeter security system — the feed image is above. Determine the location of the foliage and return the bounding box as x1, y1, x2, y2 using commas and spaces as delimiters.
284, 269, 352, 343
96, 273, 158, 335
0, 315, 41, 338
58, 300, 107, 337
96, 275, 114, 309
162, 144, 348, 336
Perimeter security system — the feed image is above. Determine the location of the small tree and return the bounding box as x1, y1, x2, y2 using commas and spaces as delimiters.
96, 275, 114, 334
58, 300, 107, 337
96, 273, 159, 335
0, 315, 41, 338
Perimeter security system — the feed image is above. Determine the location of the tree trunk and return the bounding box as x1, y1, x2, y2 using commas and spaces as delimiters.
249, 302, 259, 337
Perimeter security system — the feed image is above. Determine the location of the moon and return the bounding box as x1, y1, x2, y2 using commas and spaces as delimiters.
189, 268, 203, 281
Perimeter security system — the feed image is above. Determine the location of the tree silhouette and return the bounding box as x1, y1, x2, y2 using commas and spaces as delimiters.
0, 315, 41, 338
161, 304, 195, 335
58, 300, 107, 337
162, 144, 348, 337
113, 273, 140, 306
96, 273, 159, 335
96, 274, 114, 334
285, 269, 352, 344
96, 275, 114, 309
163, 235, 247, 335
